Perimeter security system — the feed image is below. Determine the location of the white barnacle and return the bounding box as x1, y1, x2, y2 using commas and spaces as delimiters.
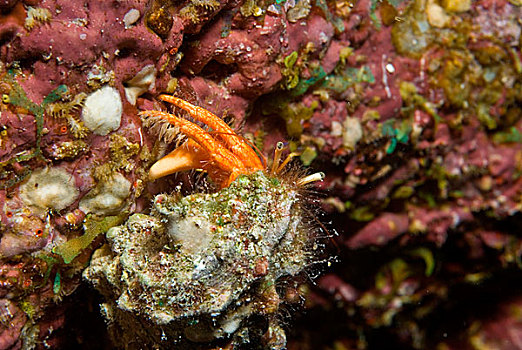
123, 65, 157, 105
81, 86, 122, 135
20, 167, 79, 215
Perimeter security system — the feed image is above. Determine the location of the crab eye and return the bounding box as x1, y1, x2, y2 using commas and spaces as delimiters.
2, 94, 9, 104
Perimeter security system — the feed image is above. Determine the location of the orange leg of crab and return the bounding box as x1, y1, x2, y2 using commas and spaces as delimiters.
150, 139, 236, 187
140, 109, 244, 172
148, 139, 208, 180
158, 95, 265, 171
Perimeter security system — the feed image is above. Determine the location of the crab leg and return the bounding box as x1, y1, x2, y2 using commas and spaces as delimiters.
140, 110, 244, 175
159, 95, 265, 171
148, 139, 208, 180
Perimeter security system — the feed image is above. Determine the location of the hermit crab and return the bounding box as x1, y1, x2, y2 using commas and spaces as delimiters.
84, 95, 325, 349
139, 94, 324, 188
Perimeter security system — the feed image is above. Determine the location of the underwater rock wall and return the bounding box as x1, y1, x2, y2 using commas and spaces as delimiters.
0, 0, 520, 348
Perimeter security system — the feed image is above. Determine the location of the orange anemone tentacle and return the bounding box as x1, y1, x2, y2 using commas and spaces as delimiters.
139, 110, 244, 175
158, 95, 264, 171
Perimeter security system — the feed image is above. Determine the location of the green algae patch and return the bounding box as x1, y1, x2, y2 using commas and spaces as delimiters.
399, 81, 441, 123
53, 214, 126, 264
391, 0, 434, 57
0, 72, 68, 188
493, 127, 522, 144
349, 206, 375, 222
381, 118, 412, 154
19, 299, 36, 320
409, 247, 435, 277
393, 185, 415, 199
4, 73, 67, 152
262, 96, 318, 138
392, 1, 520, 138
370, 0, 404, 28
281, 51, 300, 90
315, 0, 344, 33
53, 271, 61, 294
323, 65, 375, 93
300, 146, 317, 166
291, 65, 327, 96
284, 100, 318, 137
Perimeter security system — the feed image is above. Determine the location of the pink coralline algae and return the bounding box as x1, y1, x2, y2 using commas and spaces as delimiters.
0, 0, 520, 348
